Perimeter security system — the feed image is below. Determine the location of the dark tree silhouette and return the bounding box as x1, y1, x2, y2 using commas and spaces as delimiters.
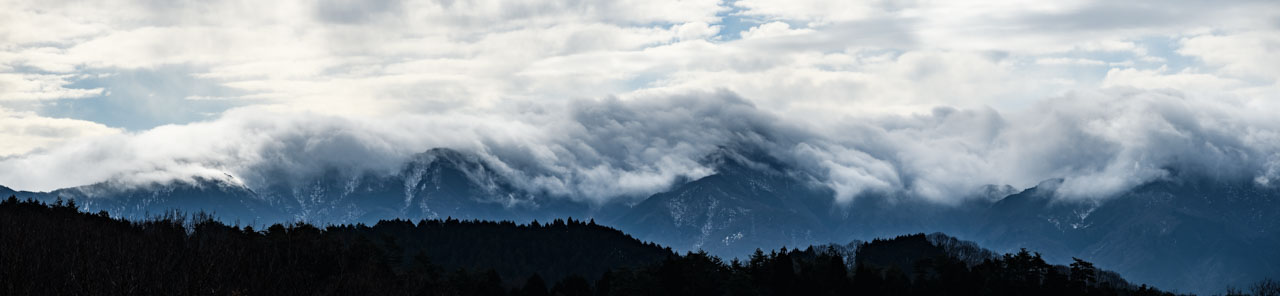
1253, 278, 1280, 296
0, 196, 1180, 296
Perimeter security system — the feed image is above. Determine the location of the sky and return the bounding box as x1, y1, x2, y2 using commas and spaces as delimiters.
1, 0, 1278, 204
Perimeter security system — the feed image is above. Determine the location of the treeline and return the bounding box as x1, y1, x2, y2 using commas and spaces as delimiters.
0, 196, 669, 295
2, 196, 1178, 295
592, 234, 1172, 296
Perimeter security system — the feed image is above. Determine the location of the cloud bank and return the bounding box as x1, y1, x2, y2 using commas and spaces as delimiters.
1, 87, 1277, 205
0, 0, 1277, 204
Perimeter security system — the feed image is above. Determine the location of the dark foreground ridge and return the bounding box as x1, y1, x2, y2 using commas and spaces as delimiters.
0, 196, 1194, 295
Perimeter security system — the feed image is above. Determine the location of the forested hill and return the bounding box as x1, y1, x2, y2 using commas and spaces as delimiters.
0, 196, 670, 295
345, 217, 673, 282
1, 196, 1178, 296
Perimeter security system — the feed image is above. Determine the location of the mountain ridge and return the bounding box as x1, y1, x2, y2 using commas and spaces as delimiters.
2, 146, 1278, 294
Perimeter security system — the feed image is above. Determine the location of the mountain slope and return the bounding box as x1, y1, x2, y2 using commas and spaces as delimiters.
3, 148, 589, 226
976, 178, 1280, 294
26, 176, 280, 224
613, 147, 838, 255
252, 147, 591, 224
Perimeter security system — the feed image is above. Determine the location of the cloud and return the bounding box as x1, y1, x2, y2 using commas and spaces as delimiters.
0, 108, 120, 156
0, 0, 1277, 206
3, 0, 1273, 123
0, 0, 728, 122
997, 88, 1280, 198
1, 85, 1277, 207
0, 92, 756, 201
1179, 31, 1280, 82
734, 0, 893, 23
1103, 67, 1244, 92
1035, 58, 1107, 66
739, 22, 813, 39
0, 73, 103, 101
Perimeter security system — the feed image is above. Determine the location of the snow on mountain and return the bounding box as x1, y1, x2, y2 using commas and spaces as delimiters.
2, 146, 1278, 294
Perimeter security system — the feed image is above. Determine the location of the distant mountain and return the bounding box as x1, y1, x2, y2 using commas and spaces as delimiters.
612, 146, 838, 255
251, 148, 587, 224
974, 178, 1280, 294
2, 176, 278, 224
612, 148, 1280, 293
3, 146, 1278, 294
4, 148, 588, 226
609, 146, 999, 257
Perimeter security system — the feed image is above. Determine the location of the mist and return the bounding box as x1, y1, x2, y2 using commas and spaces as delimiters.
1, 86, 1275, 206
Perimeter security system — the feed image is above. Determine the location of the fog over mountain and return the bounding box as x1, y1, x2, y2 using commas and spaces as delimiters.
2, 88, 1278, 207
3, 0, 1278, 203
3, 0, 1279, 294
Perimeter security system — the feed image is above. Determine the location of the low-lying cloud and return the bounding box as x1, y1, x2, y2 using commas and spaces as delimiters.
1, 87, 1276, 206
2, 0, 1277, 205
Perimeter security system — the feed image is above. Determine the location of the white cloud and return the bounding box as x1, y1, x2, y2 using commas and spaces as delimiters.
674, 22, 721, 41
1179, 31, 1280, 82
1103, 67, 1242, 90
734, 0, 891, 23
0, 0, 1277, 205
1035, 57, 1107, 66
1, 85, 1276, 207
0, 73, 104, 101
739, 22, 814, 39
0, 108, 121, 156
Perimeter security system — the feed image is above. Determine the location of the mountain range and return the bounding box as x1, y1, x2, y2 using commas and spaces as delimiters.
3, 146, 1277, 294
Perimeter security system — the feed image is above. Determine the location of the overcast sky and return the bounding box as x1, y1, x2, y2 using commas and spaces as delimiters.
1, 0, 1278, 203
